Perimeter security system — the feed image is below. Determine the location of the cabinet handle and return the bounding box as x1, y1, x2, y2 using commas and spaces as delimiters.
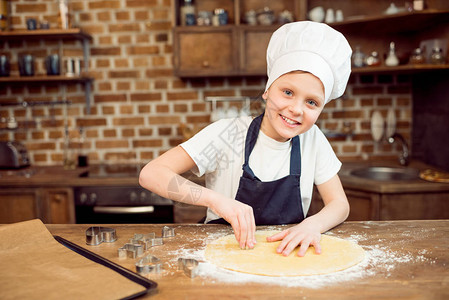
202, 61, 210, 68
93, 206, 155, 214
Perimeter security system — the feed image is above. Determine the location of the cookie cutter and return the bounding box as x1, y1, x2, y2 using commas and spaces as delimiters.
136, 255, 163, 275
118, 243, 144, 259
162, 226, 175, 238
86, 226, 117, 246
178, 258, 200, 278
129, 233, 163, 250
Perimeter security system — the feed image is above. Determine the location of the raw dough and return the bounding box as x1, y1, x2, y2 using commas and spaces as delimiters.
205, 231, 365, 276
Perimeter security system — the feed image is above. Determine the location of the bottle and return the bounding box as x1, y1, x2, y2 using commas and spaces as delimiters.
351, 46, 366, 68
385, 42, 399, 67
63, 127, 76, 170
58, 0, 70, 29
409, 48, 425, 64
430, 47, 445, 64
0, 0, 9, 31
180, 0, 196, 26
77, 127, 88, 167
413, 0, 425, 11
366, 51, 381, 67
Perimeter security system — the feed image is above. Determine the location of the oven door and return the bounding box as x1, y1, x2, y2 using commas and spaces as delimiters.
74, 186, 174, 224
75, 204, 174, 224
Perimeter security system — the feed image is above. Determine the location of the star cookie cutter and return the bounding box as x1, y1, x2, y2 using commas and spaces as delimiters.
129, 233, 163, 250
118, 243, 144, 259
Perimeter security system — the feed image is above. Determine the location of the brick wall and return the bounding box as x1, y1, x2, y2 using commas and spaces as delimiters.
0, 0, 411, 166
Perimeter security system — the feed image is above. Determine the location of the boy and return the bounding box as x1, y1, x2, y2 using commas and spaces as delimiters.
140, 21, 352, 257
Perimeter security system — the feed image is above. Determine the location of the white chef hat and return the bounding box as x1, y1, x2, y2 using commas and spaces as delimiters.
265, 21, 352, 104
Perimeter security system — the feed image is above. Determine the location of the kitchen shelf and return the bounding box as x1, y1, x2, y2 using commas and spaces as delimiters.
332, 9, 449, 34
0, 28, 92, 41
0, 75, 93, 83
352, 64, 449, 74
0, 29, 93, 113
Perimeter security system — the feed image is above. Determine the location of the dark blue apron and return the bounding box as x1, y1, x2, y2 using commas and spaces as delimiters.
208, 113, 304, 225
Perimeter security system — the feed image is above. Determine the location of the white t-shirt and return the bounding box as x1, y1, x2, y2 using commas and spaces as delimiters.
180, 116, 341, 223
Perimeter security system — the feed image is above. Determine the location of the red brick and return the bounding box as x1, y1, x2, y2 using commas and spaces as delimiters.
89, 1, 121, 9
96, 140, 129, 149
130, 93, 162, 102
116, 11, 130, 21
149, 116, 180, 125
126, 0, 158, 7
91, 47, 121, 56
27, 142, 55, 151
76, 118, 107, 127
16, 4, 46, 12
109, 70, 139, 78
94, 94, 127, 103
112, 117, 144, 126
139, 128, 153, 136
97, 11, 111, 22
133, 139, 163, 148
128, 46, 160, 55
109, 23, 140, 33
104, 129, 117, 137
122, 128, 135, 137
167, 91, 198, 101
105, 152, 136, 160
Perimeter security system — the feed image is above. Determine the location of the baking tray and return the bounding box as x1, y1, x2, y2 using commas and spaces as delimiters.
54, 235, 157, 299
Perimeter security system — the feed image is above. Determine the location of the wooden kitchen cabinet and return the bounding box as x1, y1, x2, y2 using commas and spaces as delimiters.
309, 187, 449, 221
40, 188, 75, 224
173, 26, 238, 76
0, 188, 42, 223
172, 0, 449, 77
0, 187, 75, 224
172, 0, 303, 77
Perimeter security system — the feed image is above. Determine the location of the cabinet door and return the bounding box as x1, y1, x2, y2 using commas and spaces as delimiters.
0, 189, 41, 223
239, 26, 275, 75
173, 27, 238, 77
41, 188, 75, 224
309, 187, 380, 221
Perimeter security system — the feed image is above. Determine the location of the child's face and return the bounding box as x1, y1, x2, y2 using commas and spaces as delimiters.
261, 71, 325, 142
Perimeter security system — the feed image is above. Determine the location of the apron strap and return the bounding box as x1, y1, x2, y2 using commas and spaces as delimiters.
243, 113, 301, 177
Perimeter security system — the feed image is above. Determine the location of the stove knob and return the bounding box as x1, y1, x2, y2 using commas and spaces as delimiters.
80, 193, 88, 204
89, 193, 97, 205
140, 192, 147, 203
130, 192, 138, 202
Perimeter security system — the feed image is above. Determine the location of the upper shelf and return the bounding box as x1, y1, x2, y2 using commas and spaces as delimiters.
0, 28, 92, 41
331, 9, 449, 34
0, 75, 94, 84
352, 64, 449, 74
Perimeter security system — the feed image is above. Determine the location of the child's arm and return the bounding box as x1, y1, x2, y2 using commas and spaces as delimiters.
139, 145, 256, 249
267, 174, 349, 256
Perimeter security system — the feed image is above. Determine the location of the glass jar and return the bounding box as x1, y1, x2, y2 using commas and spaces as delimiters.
365, 51, 381, 67
430, 47, 445, 64
351, 46, 366, 68
409, 48, 425, 64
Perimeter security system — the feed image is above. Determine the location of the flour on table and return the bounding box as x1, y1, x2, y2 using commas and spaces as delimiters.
163, 229, 433, 288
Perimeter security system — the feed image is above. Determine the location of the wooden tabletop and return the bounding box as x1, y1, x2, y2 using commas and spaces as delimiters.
46, 220, 449, 300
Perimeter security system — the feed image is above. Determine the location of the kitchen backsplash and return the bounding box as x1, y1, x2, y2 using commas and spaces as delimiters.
0, 0, 411, 166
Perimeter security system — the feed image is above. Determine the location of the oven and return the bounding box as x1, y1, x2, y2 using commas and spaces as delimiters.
74, 164, 174, 224
74, 186, 174, 224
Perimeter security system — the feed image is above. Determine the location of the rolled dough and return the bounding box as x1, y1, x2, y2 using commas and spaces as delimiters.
205, 231, 365, 276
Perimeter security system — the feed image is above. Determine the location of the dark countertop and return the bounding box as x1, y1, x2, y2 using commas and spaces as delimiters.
1, 161, 448, 194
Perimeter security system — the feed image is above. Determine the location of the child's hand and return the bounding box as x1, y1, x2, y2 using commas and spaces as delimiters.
266, 218, 322, 257
210, 198, 256, 250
